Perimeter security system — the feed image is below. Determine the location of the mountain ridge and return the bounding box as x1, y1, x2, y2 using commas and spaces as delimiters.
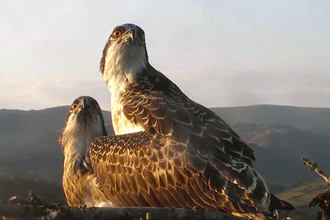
1, 104, 330, 185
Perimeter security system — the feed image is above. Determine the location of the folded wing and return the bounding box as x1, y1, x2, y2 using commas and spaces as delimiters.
121, 69, 255, 167
89, 131, 271, 219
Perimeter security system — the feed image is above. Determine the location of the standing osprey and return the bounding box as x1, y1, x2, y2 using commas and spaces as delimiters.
59, 96, 110, 207
93, 23, 294, 219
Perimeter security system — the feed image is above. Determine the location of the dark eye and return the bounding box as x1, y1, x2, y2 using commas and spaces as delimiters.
112, 30, 122, 38
71, 103, 78, 110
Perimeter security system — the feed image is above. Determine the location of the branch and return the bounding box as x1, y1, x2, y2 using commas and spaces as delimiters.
302, 158, 330, 220
1, 192, 247, 220
308, 189, 330, 208
302, 158, 330, 185
308, 189, 330, 220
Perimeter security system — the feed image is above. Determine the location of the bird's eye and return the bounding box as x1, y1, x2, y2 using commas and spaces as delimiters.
113, 30, 122, 38
71, 104, 78, 110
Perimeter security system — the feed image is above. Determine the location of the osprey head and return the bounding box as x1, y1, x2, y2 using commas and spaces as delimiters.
67, 96, 105, 127
60, 96, 107, 148
100, 23, 148, 89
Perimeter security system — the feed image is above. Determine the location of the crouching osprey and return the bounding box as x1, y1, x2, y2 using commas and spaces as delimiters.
59, 96, 110, 207
95, 23, 294, 219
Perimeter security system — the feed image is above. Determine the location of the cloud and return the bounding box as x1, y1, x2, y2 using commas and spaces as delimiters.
166, 67, 330, 108
0, 0, 329, 110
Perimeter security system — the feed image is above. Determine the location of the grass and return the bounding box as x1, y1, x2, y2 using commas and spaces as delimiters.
278, 178, 329, 208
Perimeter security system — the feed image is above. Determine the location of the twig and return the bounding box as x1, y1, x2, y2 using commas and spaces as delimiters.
302, 158, 330, 219
302, 158, 330, 185
0, 205, 248, 220
1, 192, 247, 220
308, 189, 330, 208
308, 189, 330, 220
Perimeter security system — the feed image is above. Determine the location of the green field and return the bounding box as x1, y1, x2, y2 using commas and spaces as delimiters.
278, 178, 329, 208
276, 178, 329, 219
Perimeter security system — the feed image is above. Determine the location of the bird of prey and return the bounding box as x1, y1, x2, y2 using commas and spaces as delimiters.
59, 96, 111, 207
95, 23, 295, 219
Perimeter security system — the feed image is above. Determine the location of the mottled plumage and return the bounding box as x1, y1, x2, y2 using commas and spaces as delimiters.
92, 23, 294, 219
59, 96, 110, 207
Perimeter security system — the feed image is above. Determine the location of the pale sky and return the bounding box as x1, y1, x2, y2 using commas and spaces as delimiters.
0, 0, 329, 111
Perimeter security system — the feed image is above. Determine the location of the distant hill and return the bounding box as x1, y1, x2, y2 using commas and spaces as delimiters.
278, 178, 329, 208
211, 105, 330, 125
230, 121, 330, 184
295, 123, 330, 136
1, 104, 330, 185
0, 106, 113, 154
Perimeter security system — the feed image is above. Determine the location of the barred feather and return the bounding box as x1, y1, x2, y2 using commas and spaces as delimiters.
90, 23, 295, 219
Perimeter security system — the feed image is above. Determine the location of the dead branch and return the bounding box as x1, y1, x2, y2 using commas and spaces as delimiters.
302, 158, 330, 185
1, 192, 247, 220
302, 158, 330, 220
308, 189, 330, 220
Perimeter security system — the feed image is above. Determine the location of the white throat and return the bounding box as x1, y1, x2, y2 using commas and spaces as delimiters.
102, 43, 147, 95
61, 116, 104, 173
102, 43, 147, 135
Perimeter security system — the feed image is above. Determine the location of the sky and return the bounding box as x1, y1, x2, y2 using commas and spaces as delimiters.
0, 0, 329, 111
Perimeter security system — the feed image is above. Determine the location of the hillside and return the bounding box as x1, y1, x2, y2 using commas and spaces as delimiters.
212, 105, 330, 126
0, 106, 113, 155
0, 104, 330, 185
275, 178, 330, 220
278, 178, 329, 208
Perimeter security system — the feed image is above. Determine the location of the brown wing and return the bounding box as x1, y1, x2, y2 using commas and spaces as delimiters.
89, 131, 270, 218
120, 67, 255, 167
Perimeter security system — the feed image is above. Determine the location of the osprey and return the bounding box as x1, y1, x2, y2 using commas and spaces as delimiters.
59, 96, 110, 207
94, 23, 294, 219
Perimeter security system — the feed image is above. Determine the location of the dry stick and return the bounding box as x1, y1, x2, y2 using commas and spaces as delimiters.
0, 205, 248, 220
302, 158, 330, 185
302, 158, 330, 220
307, 190, 330, 220
1, 192, 248, 220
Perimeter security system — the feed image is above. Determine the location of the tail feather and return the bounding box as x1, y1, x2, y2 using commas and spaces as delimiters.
270, 193, 295, 211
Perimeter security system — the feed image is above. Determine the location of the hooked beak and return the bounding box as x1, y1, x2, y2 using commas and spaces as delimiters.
77, 97, 93, 125
81, 97, 90, 111
123, 29, 135, 44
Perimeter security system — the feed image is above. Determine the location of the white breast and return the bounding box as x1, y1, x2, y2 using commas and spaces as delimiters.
103, 42, 147, 135
111, 93, 145, 135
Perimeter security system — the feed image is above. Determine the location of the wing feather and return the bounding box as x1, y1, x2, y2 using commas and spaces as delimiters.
89, 131, 270, 217
158, 188, 182, 208
120, 70, 255, 167
169, 187, 196, 208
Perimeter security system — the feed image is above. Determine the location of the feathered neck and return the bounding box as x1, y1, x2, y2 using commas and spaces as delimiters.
102, 43, 147, 95
60, 119, 104, 173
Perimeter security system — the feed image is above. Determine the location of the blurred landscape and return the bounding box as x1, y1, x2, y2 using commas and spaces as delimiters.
1, 104, 330, 219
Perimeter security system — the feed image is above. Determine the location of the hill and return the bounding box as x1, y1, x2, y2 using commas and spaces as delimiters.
0, 106, 113, 154
278, 178, 329, 208
275, 178, 330, 220
212, 105, 330, 125
0, 104, 330, 185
